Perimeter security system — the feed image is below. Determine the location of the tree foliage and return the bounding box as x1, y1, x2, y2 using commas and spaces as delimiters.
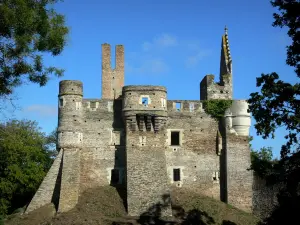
248, 0, 300, 224
0, 120, 57, 215
0, 0, 68, 97
248, 0, 300, 159
250, 147, 278, 179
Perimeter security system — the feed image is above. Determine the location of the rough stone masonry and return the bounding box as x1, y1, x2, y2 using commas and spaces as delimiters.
26, 27, 254, 216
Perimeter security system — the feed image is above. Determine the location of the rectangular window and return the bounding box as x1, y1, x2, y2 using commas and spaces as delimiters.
189, 103, 194, 112
171, 131, 180, 146
142, 97, 149, 106
175, 102, 181, 111
111, 169, 119, 184
173, 168, 181, 181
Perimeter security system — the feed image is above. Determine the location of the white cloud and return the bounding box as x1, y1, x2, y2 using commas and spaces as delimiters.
185, 50, 211, 68
126, 33, 211, 76
126, 58, 169, 75
142, 33, 178, 51
24, 104, 57, 117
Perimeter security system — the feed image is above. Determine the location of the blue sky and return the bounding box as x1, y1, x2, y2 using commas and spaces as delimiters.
2, 0, 297, 158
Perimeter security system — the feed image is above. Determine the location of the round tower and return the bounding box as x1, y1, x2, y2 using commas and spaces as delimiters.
57, 80, 83, 148
225, 100, 251, 136
122, 85, 168, 132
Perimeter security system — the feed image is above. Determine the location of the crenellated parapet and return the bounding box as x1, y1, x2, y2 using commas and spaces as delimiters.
122, 85, 168, 132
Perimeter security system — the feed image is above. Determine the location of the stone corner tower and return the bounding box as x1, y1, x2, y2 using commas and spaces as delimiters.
101, 43, 124, 99
25, 80, 84, 214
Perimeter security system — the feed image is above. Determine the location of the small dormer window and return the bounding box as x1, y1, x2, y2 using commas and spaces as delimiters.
142, 97, 149, 106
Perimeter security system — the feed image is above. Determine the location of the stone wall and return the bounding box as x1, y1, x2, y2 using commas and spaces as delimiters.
225, 134, 253, 212
252, 175, 280, 219
126, 130, 172, 216
80, 99, 125, 191
165, 100, 221, 199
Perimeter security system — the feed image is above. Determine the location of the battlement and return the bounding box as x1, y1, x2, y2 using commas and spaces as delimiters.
59, 80, 83, 96
166, 100, 204, 113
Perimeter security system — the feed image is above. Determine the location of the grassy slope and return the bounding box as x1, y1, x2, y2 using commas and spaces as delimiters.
5, 186, 260, 225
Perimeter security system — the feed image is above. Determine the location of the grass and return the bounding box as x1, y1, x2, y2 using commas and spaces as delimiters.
4, 186, 260, 225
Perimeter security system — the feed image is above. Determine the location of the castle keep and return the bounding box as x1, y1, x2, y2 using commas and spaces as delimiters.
26, 28, 253, 216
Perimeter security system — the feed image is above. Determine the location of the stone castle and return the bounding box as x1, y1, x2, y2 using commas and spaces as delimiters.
26, 28, 253, 216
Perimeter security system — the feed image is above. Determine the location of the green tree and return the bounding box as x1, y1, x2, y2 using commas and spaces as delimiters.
250, 147, 277, 178
248, 0, 299, 183
0, 120, 56, 216
0, 0, 68, 97
248, 1, 300, 224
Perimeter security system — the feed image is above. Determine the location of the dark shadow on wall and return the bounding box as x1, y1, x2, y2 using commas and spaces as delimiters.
110, 193, 240, 225
219, 120, 227, 203
111, 146, 127, 212
51, 150, 63, 211
113, 184, 128, 213
112, 99, 124, 129
110, 98, 128, 212
257, 187, 300, 225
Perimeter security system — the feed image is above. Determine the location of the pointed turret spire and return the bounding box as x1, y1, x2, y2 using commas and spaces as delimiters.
220, 26, 232, 77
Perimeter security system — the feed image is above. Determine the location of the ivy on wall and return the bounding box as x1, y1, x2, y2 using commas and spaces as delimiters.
202, 99, 233, 120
